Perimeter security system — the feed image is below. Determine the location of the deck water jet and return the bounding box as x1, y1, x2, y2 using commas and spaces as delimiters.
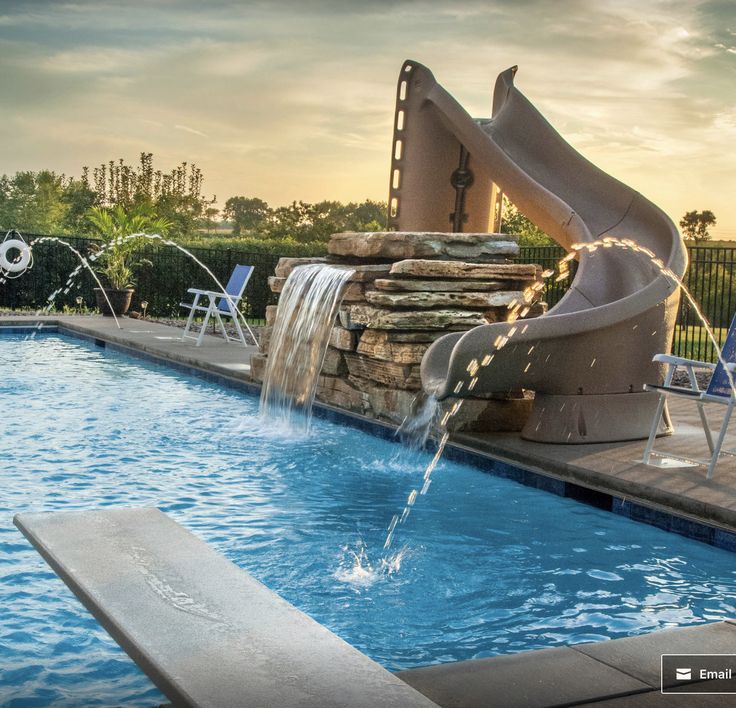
2, 232, 256, 341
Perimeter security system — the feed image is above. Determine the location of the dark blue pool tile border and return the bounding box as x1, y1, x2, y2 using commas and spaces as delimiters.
244, 392, 736, 554
0, 324, 59, 334
293, 403, 736, 556
443, 446, 736, 554
8, 322, 736, 556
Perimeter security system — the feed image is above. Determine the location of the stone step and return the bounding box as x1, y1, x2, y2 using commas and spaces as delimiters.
269, 276, 366, 303
322, 348, 347, 376
390, 259, 540, 280
357, 330, 430, 364
334, 263, 394, 282
343, 305, 489, 330
274, 257, 328, 278
329, 326, 358, 351
344, 353, 422, 390
378, 330, 453, 343
274, 258, 392, 282
365, 290, 525, 309
316, 375, 369, 413
328, 232, 518, 261
373, 278, 511, 292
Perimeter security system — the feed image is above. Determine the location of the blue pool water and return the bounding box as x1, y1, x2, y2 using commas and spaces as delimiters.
3, 333, 736, 705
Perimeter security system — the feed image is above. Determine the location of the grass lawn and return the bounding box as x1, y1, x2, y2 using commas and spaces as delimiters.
672, 324, 728, 362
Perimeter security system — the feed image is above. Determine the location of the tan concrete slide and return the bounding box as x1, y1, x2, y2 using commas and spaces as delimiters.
389, 61, 688, 443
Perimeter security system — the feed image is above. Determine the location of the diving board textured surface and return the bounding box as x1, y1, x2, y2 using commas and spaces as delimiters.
14, 507, 436, 708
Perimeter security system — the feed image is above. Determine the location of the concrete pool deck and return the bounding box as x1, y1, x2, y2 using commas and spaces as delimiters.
6, 314, 736, 706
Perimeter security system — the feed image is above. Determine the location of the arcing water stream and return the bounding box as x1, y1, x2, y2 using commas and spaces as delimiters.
5, 232, 258, 344
382, 236, 736, 553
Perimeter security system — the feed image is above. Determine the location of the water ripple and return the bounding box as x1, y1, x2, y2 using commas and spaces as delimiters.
4, 334, 736, 703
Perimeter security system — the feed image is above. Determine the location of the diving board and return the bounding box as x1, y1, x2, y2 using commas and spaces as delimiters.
14, 508, 436, 708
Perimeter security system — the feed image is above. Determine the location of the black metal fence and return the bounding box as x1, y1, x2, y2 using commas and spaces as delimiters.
1, 235, 735, 361
518, 244, 736, 362
0, 233, 280, 321
670, 246, 736, 362
518, 245, 572, 309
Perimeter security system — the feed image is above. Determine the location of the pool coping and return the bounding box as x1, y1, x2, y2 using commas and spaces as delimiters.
7, 316, 736, 707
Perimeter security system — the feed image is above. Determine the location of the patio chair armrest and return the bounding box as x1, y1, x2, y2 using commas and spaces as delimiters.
652, 354, 716, 370
187, 288, 234, 300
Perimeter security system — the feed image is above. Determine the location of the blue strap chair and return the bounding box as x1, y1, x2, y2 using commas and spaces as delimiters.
643, 314, 736, 478
180, 264, 257, 347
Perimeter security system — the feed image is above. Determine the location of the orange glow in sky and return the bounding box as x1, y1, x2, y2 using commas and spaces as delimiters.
1, 1, 734, 238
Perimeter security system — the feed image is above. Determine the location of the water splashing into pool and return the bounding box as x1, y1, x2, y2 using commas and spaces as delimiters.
260, 263, 354, 431
335, 539, 409, 589
397, 392, 441, 450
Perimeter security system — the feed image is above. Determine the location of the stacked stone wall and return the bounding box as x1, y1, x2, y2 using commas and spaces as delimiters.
251, 231, 545, 432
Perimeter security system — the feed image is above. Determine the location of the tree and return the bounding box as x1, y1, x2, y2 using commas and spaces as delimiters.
202, 206, 220, 235
61, 171, 97, 234
83, 153, 215, 238
223, 196, 271, 235
501, 200, 555, 247
680, 210, 717, 243
221, 197, 386, 242
0, 170, 71, 234
265, 199, 387, 242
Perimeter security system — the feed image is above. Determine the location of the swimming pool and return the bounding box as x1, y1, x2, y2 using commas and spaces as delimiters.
3, 332, 736, 706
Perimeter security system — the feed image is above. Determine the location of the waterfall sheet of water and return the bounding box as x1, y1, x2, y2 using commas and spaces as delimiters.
260, 263, 354, 432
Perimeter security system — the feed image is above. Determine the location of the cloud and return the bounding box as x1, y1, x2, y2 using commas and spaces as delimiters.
38, 47, 153, 74
0, 0, 733, 236
174, 124, 209, 138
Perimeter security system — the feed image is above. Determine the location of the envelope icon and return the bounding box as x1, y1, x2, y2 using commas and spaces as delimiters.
676, 668, 692, 681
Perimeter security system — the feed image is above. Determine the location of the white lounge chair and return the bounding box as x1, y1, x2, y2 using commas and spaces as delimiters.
180, 264, 258, 347
642, 315, 736, 478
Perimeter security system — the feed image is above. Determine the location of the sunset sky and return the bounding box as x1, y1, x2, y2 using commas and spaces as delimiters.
1, 0, 735, 238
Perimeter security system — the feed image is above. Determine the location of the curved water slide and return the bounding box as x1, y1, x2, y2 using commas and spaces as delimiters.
388, 61, 687, 443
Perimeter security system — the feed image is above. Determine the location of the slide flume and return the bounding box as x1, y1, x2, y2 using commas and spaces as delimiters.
389, 61, 687, 443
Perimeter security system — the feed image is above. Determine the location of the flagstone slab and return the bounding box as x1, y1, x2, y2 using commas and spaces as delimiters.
365, 290, 524, 309
344, 353, 422, 389
269, 276, 365, 302
329, 326, 358, 351
390, 259, 540, 280
344, 305, 488, 330
373, 278, 509, 292
328, 232, 518, 261
274, 257, 328, 278
357, 330, 430, 364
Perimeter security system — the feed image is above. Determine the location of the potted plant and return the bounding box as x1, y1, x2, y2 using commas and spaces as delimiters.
86, 205, 171, 316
